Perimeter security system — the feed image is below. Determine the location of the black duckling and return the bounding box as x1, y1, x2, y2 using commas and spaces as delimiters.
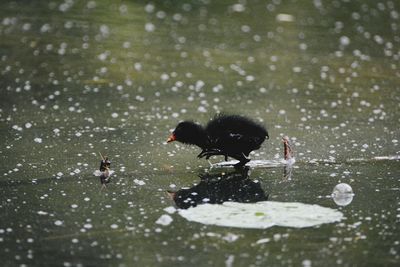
167, 114, 269, 167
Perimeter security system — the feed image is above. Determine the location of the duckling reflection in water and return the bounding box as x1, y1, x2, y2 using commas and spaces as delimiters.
167, 167, 268, 209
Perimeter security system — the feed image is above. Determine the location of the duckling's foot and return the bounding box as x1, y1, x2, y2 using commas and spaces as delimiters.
234, 158, 251, 168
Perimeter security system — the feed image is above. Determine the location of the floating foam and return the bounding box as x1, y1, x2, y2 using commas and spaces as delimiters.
179, 201, 343, 229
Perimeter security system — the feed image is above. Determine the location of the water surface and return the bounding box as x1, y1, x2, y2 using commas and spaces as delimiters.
1, 0, 399, 266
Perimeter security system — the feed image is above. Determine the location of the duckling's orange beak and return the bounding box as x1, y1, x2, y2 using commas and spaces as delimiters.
167, 133, 176, 143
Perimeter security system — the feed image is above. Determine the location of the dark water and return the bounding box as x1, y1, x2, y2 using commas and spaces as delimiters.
1, 0, 399, 266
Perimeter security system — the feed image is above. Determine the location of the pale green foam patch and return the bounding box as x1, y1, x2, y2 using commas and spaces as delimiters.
179, 201, 343, 229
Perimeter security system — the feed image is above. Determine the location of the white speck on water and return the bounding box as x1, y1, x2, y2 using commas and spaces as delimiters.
340, 36, 350, 46
293, 66, 302, 73
276, 13, 294, 22
135, 95, 145, 102
302, 259, 312, 267
156, 214, 173, 226
246, 75, 255, 81
256, 238, 271, 244
71, 204, 78, 209
25, 122, 32, 128
134, 179, 146, 186
195, 80, 205, 90
160, 73, 169, 81
110, 224, 118, 229
222, 233, 240, 243
37, 211, 48, 215
145, 22, 155, 32
241, 25, 251, 33
197, 106, 207, 113
259, 87, 267, 93
273, 233, 281, 241
12, 125, 23, 131
145, 3, 155, 13
156, 10, 167, 19
232, 4, 245, 12
225, 255, 235, 267
299, 43, 307, 50
164, 206, 177, 214
34, 137, 42, 143
111, 112, 119, 118
22, 23, 31, 31
54, 220, 63, 226
84, 197, 90, 202
134, 62, 142, 71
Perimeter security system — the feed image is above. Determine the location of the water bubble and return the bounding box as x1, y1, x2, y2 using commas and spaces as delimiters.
332, 183, 354, 206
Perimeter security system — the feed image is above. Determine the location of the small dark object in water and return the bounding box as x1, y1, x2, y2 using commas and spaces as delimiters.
99, 153, 111, 185
282, 136, 294, 160
167, 114, 268, 167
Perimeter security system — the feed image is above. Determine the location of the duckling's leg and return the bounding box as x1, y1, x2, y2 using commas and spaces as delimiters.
197, 150, 208, 158
205, 151, 223, 159
233, 153, 250, 168
199, 149, 223, 159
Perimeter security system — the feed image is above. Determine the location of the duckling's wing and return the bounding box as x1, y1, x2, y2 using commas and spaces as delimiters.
212, 131, 262, 154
